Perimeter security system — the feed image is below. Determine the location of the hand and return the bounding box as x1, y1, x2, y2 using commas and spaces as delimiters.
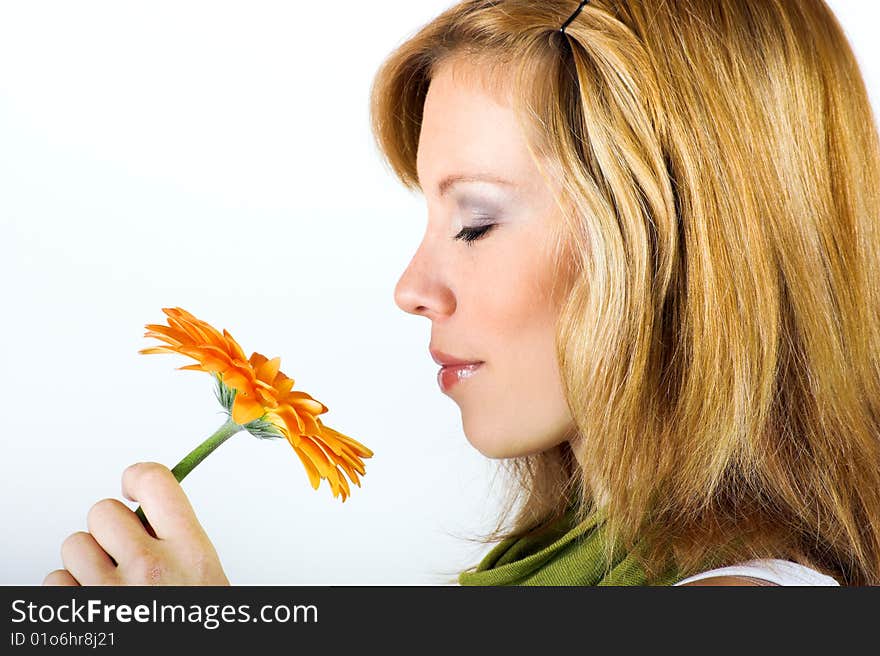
43, 462, 230, 586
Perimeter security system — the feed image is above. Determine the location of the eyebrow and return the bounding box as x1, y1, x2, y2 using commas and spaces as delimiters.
437, 173, 516, 197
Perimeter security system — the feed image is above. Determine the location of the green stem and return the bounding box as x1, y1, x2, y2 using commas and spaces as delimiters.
134, 416, 242, 531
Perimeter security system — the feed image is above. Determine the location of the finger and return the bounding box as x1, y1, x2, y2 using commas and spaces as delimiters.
87, 498, 154, 568
60, 532, 119, 586
121, 462, 206, 542
42, 569, 80, 586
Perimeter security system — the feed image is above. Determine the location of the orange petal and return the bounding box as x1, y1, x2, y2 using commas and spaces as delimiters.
197, 320, 229, 351
177, 363, 206, 371
221, 367, 253, 391
335, 447, 367, 476
285, 430, 302, 448
311, 426, 352, 457
164, 306, 196, 321
230, 358, 251, 372
274, 375, 295, 395
338, 461, 361, 487
330, 452, 361, 486
231, 393, 265, 425
138, 346, 176, 355
222, 328, 248, 362
317, 458, 345, 501
336, 470, 350, 500
277, 406, 306, 435
254, 379, 276, 392
326, 465, 341, 498
297, 435, 334, 478
184, 343, 233, 358
178, 345, 235, 373
192, 353, 233, 373
167, 314, 208, 345
316, 419, 374, 458
292, 445, 322, 490
144, 324, 189, 344
285, 390, 315, 400
178, 314, 225, 352
289, 396, 327, 416
255, 387, 279, 408
255, 356, 281, 383
299, 412, 321, 438
143, 331, 183, 347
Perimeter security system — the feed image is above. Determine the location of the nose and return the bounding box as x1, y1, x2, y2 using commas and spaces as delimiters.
393, 237, 455, 320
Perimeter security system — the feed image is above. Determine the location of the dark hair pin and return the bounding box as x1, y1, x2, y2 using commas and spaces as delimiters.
560, 0, 590, 34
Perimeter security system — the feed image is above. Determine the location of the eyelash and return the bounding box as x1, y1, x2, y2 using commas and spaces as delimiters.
454, 223, 496, 245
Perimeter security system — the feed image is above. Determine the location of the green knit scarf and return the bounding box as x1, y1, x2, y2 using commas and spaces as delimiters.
458, 506, 682, 586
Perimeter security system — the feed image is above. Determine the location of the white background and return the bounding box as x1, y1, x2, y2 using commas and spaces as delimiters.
1, 1, 877, 585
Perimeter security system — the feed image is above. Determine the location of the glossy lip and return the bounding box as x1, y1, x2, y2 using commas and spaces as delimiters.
436, 362, 483, 393
429, 347, 484, 367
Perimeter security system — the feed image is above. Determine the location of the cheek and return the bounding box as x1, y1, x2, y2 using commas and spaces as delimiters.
479, 238, 561, 341
477, 242, 564, 412
456, 232, 574, 458
491, 234, 566, 374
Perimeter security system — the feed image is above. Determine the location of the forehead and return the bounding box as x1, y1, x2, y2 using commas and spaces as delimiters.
416, 59, 533, 191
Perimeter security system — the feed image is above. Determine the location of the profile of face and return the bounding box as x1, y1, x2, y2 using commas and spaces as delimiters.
393, 58, 577, 459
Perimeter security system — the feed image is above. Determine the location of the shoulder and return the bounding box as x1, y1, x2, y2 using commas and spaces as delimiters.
678, 575, 777, 586
673, 559, 841, 586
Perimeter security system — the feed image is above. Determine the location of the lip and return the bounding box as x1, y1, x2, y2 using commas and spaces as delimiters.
429, 348, 484, 367
437, 362, 483, 393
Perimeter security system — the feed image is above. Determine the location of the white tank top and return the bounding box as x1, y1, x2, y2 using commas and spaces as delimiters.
673, 558, 840, 586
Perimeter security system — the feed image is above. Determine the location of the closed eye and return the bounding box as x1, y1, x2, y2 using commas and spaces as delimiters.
454, 223, 496, 245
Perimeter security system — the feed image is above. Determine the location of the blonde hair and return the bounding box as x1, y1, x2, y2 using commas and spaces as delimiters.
370, 0, 880, 585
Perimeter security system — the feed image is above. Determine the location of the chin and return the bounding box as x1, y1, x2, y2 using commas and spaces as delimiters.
462, 417, 575, 459
461, 423, 509, 458
469, 441, 516, 459
462, 428, 548, 459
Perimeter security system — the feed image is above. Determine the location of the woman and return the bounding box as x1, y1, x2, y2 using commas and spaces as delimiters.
44, 0, 880, 586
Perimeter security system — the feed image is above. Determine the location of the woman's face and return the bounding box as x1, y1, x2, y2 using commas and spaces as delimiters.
393, 59, 577, 459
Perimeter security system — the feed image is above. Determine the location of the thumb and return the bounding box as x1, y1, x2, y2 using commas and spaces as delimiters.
121, 462, 206, 542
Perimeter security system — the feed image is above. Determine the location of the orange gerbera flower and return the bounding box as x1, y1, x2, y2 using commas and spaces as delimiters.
139, 306, 373, 502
